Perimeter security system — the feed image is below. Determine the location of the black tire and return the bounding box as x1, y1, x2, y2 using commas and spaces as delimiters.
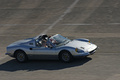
15, 50, 28, 63
59, 51, 73, 63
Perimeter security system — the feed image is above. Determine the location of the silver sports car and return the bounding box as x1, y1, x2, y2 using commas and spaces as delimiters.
6, 34, 97, 63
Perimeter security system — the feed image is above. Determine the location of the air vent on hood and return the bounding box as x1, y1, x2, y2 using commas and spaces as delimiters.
80, 47, 84, 49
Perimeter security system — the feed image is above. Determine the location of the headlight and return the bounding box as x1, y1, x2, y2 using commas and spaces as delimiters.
75, 48, 78, 52
88, 41, 90, 43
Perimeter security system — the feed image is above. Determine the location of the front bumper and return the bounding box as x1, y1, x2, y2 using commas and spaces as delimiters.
89, 47, 98, 55
73, 52, 90, 58
74, 47, 98, 58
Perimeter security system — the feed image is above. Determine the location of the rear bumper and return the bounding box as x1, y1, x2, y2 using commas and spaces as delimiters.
5, 53, 10, 55
5, 53, 14, 57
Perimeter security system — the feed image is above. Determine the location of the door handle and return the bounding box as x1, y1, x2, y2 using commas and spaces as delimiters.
30, 48, 33, 50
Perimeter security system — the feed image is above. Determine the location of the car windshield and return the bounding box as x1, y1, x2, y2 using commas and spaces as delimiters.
50, 34, 71, 47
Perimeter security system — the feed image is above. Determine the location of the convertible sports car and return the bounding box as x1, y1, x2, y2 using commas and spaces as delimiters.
6, 34, 97, 63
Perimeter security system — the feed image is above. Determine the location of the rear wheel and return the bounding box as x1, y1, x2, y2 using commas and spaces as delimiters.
15, 50, 28, 63
59, 51, 73, 63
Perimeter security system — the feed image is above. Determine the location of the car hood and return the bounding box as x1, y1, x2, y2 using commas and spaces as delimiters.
65, 40, 97, 52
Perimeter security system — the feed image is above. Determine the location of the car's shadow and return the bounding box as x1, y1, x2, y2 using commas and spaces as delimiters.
0, 57, 92, 72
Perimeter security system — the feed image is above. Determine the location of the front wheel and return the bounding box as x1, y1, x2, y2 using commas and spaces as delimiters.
59, 51, 73, 63
15, 51, 28, 63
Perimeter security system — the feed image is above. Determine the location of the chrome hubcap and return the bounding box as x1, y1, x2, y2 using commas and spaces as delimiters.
62, 53, 70, 61
17, 53, 25, 62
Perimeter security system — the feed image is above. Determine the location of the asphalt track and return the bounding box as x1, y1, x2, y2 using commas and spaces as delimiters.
0, 0, 120, 80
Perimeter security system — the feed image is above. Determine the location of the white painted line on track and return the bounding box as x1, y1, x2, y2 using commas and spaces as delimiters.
62, 23, 93, 26
41, 0, 79, 34
0, 24, 51, 26
1, 23, 120, 27
62, 23, 120, 26
0, 23, 92, 26
108, 23, 120, 25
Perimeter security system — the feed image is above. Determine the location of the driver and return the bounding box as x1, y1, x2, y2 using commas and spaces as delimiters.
41, 35, 54, 48
41, 35, 48, 47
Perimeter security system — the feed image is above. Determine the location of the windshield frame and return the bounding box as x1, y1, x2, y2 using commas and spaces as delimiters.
50, 34, 71, 47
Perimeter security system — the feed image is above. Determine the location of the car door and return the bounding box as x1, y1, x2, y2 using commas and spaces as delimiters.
30, 46, 58, 60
